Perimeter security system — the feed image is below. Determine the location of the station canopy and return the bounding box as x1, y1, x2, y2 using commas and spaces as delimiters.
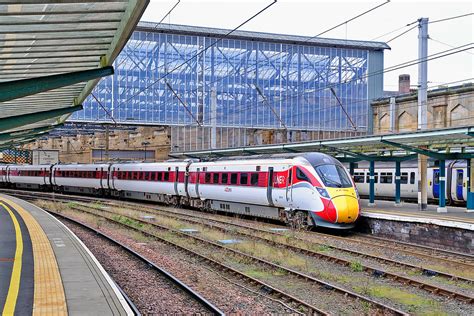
171, 126, 474, 162
0, 0, 149, 149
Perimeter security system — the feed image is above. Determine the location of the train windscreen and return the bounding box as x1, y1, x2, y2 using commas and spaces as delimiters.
314, 164, 352, 188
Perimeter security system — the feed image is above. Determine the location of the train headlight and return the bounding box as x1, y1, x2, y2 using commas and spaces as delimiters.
316, 187, 330, 199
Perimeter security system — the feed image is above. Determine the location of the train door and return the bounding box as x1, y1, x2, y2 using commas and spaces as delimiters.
195, 168, 200, 198
432, 169, 440, 199
99, 167, 104, 189
267, 167, 274, 206
174, 167, 179, 195
456, 169, 464, 201
286, 167, 293, 206
108, 165, 114, 190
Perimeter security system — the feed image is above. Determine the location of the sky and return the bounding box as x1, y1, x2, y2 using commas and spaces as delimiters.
140, 0, 473, 91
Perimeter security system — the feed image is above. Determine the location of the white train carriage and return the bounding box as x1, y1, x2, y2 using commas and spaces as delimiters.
109, 161, 190, 204
352, 160, 468, 203
52, 164, 109, 194
0, 165, 8, 185
7, 164, 52, 189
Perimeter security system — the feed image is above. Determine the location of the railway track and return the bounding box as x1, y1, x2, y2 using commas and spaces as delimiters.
69, 201, 474, 304
3, 190, 473, 306
51, 209, 224, 315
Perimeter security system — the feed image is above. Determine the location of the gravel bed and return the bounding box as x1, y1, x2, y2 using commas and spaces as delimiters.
103, 202, 474, 297
53, 208, 292, 315
61, 218, 211, 315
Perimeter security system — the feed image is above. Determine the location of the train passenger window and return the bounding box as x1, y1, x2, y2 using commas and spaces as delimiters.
164, 172, 169, 181
457, 172, 463, 186
157, 172, 163, 181
353, 172, 365, 183
296, 168, 310, 182
145, 172, 150, 180
380, 172, 393, 184
410, 172, 415, 184
213, 173, 219, 184
240, 173, 248, 185
221, 173, 228, 184
250, 173, 259, 186
230, 173, 238, 185
400, 172, 408, 184
205, 173, 211, 183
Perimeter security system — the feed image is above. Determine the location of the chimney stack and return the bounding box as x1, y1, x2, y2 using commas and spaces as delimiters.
399, 74, 410, 93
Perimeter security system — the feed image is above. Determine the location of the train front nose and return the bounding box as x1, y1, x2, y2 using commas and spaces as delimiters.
331, 195, 359, 223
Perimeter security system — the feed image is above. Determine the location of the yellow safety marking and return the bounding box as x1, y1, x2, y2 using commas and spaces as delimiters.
362, 209, 474, 224
0, 197, 67, 316
1, 202, 23, 316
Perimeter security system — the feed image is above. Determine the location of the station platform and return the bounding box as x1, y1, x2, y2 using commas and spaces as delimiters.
0, 194, 133, 315
360, 199, 474, 231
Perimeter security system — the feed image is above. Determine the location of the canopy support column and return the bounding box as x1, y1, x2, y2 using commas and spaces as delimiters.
418, 154, 428, 211
437, 159, 447, 213
349, 162, 355, 176
368, 160, 375, 206
395, 161, 401, 206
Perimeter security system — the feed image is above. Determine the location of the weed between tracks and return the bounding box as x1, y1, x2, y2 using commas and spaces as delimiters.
34, 200, 465, 315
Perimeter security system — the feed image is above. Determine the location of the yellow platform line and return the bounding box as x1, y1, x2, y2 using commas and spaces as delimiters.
1, 202, 23, 316
0, 197, 67, 316
362, 209, 474, 224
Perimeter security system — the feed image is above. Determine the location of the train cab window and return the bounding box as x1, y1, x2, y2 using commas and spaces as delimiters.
353, 172, 365, 183
164, 172, 169, 181
296, 168, 310, 182
230, 173, 238, 185
380, 172, 393, 184
240, 173, 248, 185
410, 172, 415, 184
366, 173, 378, 183
213, 173, 219, 184
457, 171, 463, 186
400, 172, 408, 184
221, 173, 228, 184
205, 173, 211, 183
250, 173, 259, 186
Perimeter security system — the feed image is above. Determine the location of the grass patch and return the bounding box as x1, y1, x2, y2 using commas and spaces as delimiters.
66, 201, 78, 208
350, 260, 364, 272
112, 215, 143, 229
357, 285, 445, 314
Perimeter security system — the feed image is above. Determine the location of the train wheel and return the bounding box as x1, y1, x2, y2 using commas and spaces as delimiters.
288, 211, 310, 231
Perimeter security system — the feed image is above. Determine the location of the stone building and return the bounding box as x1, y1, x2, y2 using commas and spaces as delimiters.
372, 76, 473, 134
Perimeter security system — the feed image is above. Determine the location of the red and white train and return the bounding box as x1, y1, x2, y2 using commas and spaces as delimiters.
0, 153, 360, 229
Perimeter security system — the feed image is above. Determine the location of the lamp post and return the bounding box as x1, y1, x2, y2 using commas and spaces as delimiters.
141, 141, 150, 161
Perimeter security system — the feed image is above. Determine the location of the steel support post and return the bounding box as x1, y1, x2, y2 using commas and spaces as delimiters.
349, 162, 355, 176
437, 159, 447, 212
418, 154, 428, 210
368, 160, 376, 206
395, 161, 401, 206
467, 158, 474, 212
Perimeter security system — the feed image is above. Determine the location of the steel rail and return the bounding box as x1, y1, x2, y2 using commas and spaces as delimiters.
50, 210, 225, 316
47, 209, 329, 315
70, 202, 474, 303
63, 203, 409, 315
2, 188, 471, 268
